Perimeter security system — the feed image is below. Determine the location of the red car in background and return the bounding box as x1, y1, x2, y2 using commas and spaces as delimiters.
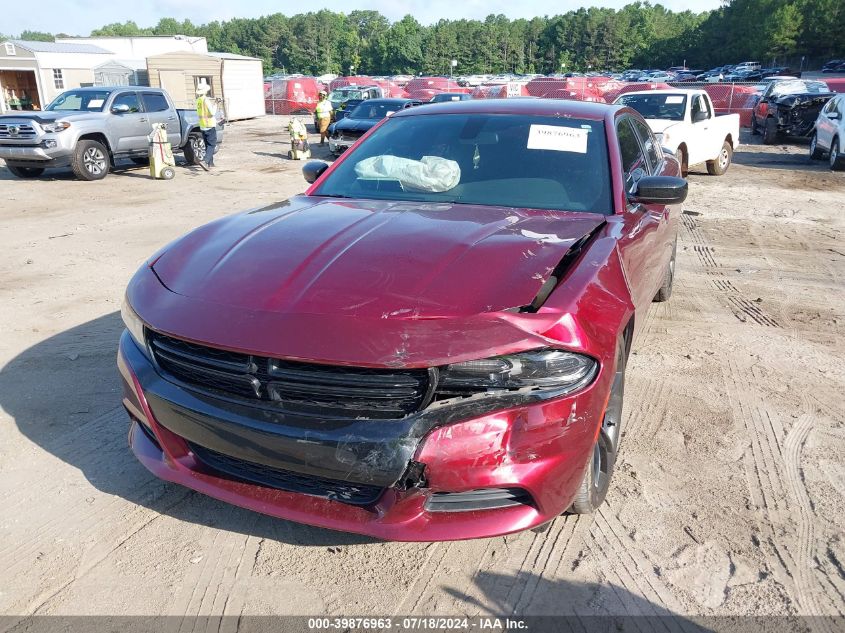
118, 99, 686, 541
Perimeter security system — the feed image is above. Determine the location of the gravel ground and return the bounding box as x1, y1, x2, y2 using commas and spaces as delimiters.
0, 116, 843, 625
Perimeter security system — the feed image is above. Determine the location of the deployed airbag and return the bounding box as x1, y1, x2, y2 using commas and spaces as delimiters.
354, 155, 461, 192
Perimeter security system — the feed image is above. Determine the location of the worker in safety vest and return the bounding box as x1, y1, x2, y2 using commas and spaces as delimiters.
315, 90, 333, 145
195, 83, 218, 170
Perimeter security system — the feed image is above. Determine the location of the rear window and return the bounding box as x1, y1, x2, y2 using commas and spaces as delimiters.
314, 113, 611, 214
142, 92, 169, 112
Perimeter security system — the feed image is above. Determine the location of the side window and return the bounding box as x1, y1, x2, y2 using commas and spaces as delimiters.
141, 92, 169, 112
112, 92, 140, 113
631, 118, 661, 172
617, 118, 647, 193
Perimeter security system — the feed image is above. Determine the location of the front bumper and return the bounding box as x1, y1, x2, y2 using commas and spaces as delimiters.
328, 137, 353, 155
0, 135, 75, 166
118, 331, 609, 541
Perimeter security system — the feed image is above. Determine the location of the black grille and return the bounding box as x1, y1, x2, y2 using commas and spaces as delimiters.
189, 442, 384, 506
425, 488, 534, 513
148, 331, 431, 419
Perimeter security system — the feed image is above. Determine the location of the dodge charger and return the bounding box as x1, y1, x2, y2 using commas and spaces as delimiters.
118, 99, 686, 541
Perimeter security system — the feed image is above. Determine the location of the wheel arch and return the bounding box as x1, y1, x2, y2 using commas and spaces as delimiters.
78, 132, 112, 155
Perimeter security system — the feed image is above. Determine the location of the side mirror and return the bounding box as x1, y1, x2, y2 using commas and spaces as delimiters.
111, 104, 130, 114
830, 112, 841, 120
303, 160, 329, 184
630, 176, 688, 206
692, 110, 708, 122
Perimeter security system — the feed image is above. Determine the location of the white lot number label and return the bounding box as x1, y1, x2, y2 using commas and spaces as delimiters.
527, 125, 588, 153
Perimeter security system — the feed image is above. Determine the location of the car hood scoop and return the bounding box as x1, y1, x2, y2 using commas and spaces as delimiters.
152, 196, 605, 319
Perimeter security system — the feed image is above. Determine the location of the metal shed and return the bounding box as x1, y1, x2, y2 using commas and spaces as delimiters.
146, 50, 263, 120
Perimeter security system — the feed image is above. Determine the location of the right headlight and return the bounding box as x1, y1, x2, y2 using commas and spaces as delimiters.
437, 349, 597, 397
121, 296, 147, 352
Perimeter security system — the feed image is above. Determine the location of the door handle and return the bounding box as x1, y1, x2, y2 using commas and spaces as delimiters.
139, 117, 147, 122
167, 116, 176, 120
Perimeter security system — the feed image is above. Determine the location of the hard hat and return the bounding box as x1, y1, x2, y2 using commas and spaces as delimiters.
196, 83, 210, 95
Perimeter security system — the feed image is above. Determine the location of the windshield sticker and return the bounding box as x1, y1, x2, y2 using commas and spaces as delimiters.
527, 125, 588, 153
665, 95, 685, 104
88, 99, 104, 108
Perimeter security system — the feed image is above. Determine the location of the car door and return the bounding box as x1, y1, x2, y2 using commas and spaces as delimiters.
687, 94, 715, 165
631, 116, 677, 293
816, 96, 839, 150
107, 91, 149, 153
141, 91, 180, 147
614, 116, 664, 311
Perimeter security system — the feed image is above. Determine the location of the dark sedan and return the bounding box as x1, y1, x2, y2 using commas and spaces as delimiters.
119, 99, 687, 541
328, 98, 420, 156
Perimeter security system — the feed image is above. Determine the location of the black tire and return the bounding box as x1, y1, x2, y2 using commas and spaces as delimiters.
809, 132, 825, 160
7, 165, 45, 178
750, 115, 759, 135
677, 145, 688, 177
654, 238, 677, 302
71, 139, 110, 181
831, 138, 845, 171
130, 156, 150, 166
183, 132, 206, 165
762, 117, 778, 145
161, 167, 176, 180
706, 140, 732, 175
570, 348, 625, 514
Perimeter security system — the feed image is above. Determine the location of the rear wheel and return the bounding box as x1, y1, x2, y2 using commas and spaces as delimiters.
762, 117, 778, 145
706, 140, 732, 175
653, 238, 677, 302
183, 132, 206, 165
7, 165, 45, 178
71, 140, 110, 181
831, 138, 845, 171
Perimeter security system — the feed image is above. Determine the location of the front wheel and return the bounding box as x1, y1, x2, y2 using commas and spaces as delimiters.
570, 350, 625, 514
183, 133, 206, 165
71, 140, 110, 181
810, 132, 825, 160
7, 165, 45, 178
706, 140, 732, 175
653, 238, 676, 302
831, 138, 845, 171
762, 118, 778, 145
750, 115, 759, 135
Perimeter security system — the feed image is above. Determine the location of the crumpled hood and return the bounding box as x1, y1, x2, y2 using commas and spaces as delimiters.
152, 196, 605, 319
774, 92, 834, 108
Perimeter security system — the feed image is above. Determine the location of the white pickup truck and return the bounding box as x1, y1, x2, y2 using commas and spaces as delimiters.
614, 89, 740, 176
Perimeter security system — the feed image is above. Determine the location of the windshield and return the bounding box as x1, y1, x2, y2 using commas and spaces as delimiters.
314, 113, 611, 215
768, 80, 829, 97
617, 93, 687, 121
46, 90, 112, 112
330, 89, 362, 103
349, 102, 399, 119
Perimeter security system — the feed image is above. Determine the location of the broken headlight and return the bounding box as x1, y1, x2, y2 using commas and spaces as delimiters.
437, 349, 597, 397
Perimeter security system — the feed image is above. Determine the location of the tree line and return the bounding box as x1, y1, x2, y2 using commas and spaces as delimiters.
4, 0, 843, 75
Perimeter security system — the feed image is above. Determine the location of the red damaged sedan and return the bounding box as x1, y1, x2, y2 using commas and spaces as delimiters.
118, 99, 686, 541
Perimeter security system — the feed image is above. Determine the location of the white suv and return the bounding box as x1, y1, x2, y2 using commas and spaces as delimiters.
810, 94, 845, 171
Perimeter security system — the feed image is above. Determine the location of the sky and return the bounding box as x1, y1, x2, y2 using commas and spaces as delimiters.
4, 0, 723, 37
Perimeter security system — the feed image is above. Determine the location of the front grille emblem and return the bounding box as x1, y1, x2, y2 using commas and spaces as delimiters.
8, 125, 19, 136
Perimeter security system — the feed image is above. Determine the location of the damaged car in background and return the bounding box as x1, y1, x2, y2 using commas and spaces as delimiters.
751, 78, 834, 144
118, 99, 686, 541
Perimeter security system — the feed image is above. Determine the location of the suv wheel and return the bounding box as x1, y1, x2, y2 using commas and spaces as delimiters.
71, 140, 110, 181
831, 138, 845, 171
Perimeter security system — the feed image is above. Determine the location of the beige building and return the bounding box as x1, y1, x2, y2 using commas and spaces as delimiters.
0, 40, 113, 112
147, 51, 264, 120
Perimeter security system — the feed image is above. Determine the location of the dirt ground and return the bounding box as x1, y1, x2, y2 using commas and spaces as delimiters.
0, 116, 843, 625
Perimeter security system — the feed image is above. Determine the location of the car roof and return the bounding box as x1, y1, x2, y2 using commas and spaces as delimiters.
353, 98, 413, 105
391, 98, 619, 121
619, 89, 701, 97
